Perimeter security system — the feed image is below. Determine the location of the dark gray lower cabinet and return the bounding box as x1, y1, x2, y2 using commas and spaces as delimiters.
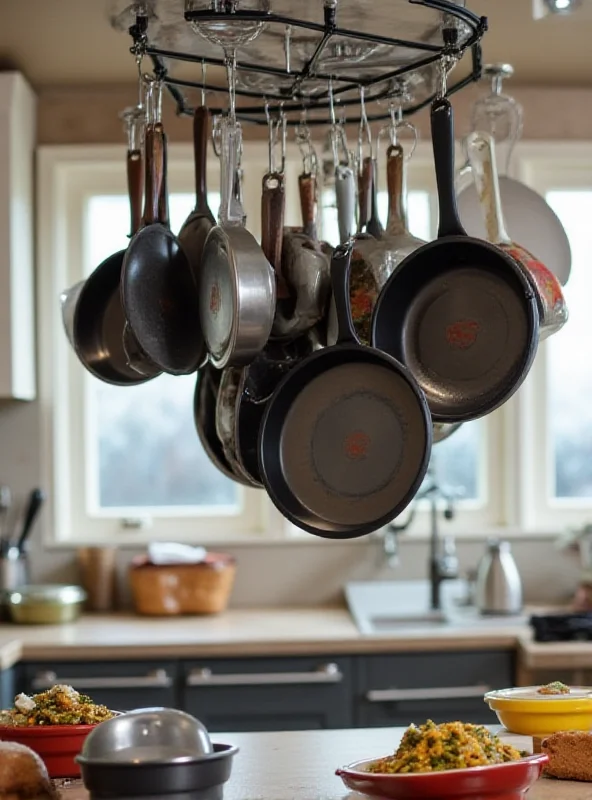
0, 667, 16, 709
182, 656, 353, 732
22, 660, 179, 712
355, 650, 514, 728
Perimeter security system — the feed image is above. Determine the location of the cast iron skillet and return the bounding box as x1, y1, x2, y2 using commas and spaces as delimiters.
372, 96, 540, 424
258, 240, 433, 539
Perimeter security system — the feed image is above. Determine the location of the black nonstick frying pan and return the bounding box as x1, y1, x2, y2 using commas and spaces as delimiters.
372, 97, 540, 424
258, 240, 433, 539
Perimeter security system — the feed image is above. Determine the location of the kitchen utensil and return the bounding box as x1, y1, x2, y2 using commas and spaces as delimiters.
336, 753, 548, 800
0, 547, 29, 599
78, 742, 237, 799
77, 547, 117, 612
273, 173, 331, 339
372, 95, 540, 424
5, 584, 86, 624
199, 115, 276, 368
193, 365, 250, 485
457, 64, 571, 286
464, 130, 568, 340
367, 158, 384, 240
129, 553, 236, 615
177, 106, 216, 369
13, 488, 45, 553
258, 241, 432, 539
215, 367, 259, 486
484, 686, 592, 736
72, 120, 160, 386
0, 484, 11, 555
475, 539, 523, 616
79, 708, 213, 761
122, 82, 203, 376
0, 723, 98, 779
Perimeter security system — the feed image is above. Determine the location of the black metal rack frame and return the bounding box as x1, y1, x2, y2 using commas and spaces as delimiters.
128, 0, 488, 124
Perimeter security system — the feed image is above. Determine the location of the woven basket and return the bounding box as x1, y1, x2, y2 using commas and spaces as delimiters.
129, 553, 236, 616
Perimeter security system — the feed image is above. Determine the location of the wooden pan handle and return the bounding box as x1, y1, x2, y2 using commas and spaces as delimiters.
127, 149, 143, 236
386, 144, 406, 232
193, 106, 212, 217
357, 157, 373, 234
261, 172, 289, 299
298, 172, 317, 241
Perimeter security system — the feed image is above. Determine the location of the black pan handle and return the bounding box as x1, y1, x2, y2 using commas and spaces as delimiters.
431, 97, 466, 239
331, 242, 357, 346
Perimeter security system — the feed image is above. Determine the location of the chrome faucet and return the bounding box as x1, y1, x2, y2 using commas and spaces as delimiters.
422, 476, 458, 611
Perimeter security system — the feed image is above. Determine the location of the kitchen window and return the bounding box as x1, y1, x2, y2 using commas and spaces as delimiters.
37, 140, 592, 544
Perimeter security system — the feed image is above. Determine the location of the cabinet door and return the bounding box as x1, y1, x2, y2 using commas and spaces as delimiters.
22, 660, 179, 711
355, 650, 514, 727
182, 656, 353, 732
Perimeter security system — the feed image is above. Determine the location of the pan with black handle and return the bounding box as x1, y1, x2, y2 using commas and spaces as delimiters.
258, 240, 432, 539
372, 96, 540, 424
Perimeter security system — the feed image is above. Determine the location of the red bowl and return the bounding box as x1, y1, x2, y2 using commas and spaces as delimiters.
336, 753, 549, 800
0, 723, 96, 778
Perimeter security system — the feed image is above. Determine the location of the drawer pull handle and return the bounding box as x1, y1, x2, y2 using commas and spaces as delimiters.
366, 684, 491, 703
31, 668, 173, 691
187, 663, 343, 687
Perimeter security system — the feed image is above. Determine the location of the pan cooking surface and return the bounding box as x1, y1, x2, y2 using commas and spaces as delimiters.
404, 267, 530, 403
278, 361, 429, 527
199, 230, 236, 362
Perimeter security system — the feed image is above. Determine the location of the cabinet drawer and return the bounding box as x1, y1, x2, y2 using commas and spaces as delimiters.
22, 660, 179, 711
0, 667, 16, 710
355, 650, 514, 727
182, 656, 353, 732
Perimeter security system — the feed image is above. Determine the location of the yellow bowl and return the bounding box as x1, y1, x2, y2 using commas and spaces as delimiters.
485, 686, 592, 736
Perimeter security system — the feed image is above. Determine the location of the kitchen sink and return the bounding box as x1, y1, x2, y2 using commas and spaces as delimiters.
345, 581, 529, 635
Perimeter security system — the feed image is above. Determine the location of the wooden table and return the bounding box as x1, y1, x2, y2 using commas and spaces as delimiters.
55, 727, 592, 799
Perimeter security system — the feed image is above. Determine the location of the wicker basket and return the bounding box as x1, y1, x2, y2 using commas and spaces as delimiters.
129, 552, 236, 616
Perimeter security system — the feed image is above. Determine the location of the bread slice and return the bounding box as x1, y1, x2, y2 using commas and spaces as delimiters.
541, 731, 592, 782
0, 741, 57, 799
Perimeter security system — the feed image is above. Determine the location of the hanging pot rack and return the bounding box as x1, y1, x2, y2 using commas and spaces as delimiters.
124, 0, 487, 126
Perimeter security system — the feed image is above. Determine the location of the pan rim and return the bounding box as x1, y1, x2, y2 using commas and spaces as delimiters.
257, 342, 432, 539
371, 234, 540, 424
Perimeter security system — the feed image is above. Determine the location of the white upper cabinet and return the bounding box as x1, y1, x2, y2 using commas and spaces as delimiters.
0, 72, 36, 400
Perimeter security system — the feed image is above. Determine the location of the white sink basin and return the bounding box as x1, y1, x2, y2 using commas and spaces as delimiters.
345, 580, 528, 635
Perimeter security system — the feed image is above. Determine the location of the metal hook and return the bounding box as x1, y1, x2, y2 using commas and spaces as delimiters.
280, 107, 287, 175
264, 101, 274, 173
296, 109, 317, 176
201, 60, 207, 107
437, 53, 457, 100
284, 26, 292, 74
357, 85, 372, 170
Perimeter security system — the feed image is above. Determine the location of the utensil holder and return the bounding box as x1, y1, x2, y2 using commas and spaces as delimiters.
0, 547, 30, 619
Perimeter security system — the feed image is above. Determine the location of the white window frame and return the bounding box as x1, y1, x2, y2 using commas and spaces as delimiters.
38, 139, 592, 546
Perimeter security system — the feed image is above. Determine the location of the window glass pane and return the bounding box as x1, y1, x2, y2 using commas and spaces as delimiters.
429, 422, 482, 501
84, 192, 236, 514
547, 190, 592, 499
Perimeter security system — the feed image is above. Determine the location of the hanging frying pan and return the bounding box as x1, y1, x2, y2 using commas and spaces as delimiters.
71, 141, 161, 386
193, 364, 252, 486
178, 106, 216, 350
199, 117, 276, 368
372, 97, 540, 424
258, 240, 432, 539
122, 99, 204, 376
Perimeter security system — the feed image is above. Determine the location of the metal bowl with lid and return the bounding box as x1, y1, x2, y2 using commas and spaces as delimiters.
5, 584, 87, 624
76, 707, 238, 799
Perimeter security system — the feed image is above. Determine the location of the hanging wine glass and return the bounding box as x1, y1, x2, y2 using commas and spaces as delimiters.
185, 0, 267, 50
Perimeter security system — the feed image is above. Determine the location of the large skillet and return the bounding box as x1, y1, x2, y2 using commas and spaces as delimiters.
71, 144, 160, 385
122, 118, 203, 376
199, 117, 276, 368
372, 97, 540, 424
258, 240, 432, 539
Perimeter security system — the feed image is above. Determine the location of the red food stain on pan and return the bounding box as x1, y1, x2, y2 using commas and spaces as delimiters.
344, 430, 371, 460
209, 283, 221, 316
446, 319, 479, 349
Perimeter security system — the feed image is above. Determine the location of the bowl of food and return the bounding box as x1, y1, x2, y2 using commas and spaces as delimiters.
0, 684, 115, 778
336, 720, 547, 800
484, 681, 592, 736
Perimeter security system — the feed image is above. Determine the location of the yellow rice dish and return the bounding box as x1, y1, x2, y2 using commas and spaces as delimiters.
368, 720, 524, 774
0, 684, 114, 726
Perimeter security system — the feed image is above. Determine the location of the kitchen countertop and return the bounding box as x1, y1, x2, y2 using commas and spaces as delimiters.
0, 608, 589, 671
55, 727, 587, 800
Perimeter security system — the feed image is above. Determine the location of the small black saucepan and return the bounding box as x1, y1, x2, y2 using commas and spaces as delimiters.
258, 241, 433, 539
372, 97, 540, 424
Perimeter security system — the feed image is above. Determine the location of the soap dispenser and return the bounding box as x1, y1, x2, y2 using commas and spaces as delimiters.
475, 539, 523, 616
